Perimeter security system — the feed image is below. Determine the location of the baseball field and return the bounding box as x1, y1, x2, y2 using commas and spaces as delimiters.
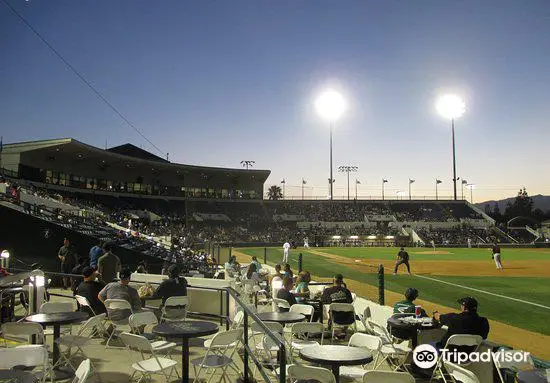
232, 246, 550, 360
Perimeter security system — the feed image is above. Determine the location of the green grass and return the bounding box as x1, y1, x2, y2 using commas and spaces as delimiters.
235, 246, 550, 335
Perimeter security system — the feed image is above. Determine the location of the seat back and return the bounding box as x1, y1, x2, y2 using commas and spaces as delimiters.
272, 298, 291, 312
291, 322, 324, 343
251, 321, 284, 334
289, 304, 314, 320
492, 349, 534, 383
75, 295, 96, 315
329, 303, 355, 325
444, 334, 483, 351
288, 364, 336, 383
348, 333, 382, 352
362, 370, 415, 383
129, 311, 158, 330
0, 345, 48, 369
368, 320, 392, 343
77, 313, 107, 337
1, 322, 45, 345
104, 299, 132, 311
232, 311, 244, 329
119, 332, 153, 353
73, 359, 92, 383
40, 301, 74, 313
162, 296, 189, 321
208, 328, 243, 348
442, 360, 480, 383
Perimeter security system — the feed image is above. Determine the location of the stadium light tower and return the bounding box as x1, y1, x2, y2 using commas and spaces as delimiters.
466, 183, 475, 203
436, 94, 466, 201
240, 160, 255, 170
316, 90, 346, 201
338, 165, 358, 200
382, 179, 388, 200
461, 179, 468, 200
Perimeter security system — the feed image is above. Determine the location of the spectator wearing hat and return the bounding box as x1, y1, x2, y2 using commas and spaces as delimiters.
98, 267, 141, 322
76, 267, 106, 315
152, 264, 188, 305
433, 297, 490, 350
97, 242, 121, 283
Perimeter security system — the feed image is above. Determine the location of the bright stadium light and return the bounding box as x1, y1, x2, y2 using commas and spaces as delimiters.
436, 94, 466, 201
316, 89, 346, 201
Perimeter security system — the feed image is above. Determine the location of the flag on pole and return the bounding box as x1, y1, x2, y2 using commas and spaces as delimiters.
382, 179, 388, 183
436, 179, 442, 184
281, 179, 285, 184
462, 180, 468, 185
302, 179, 307, 185
409, 179, 415, 184
356, 180, 361, 184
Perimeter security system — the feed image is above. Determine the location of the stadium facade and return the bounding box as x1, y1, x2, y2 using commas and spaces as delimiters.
0, 138, 270, 199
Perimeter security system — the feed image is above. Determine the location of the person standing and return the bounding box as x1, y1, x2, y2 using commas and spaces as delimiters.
282, 241, 291, 263
393, 247, 411, 275
97, 242, 121, 283
58, 238, 77, 289
89, 241, 104, 268
303, 237, 310, 249
492, 243, 503, 270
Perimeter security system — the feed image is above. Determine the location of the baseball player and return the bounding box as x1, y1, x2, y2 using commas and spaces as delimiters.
393, 247, 411, 275
303, 237, 310, 249
492, 243, 503, 270
282, 241, 291, 263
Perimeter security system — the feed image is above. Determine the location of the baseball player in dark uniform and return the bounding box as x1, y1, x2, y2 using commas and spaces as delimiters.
393, 247, 411, 275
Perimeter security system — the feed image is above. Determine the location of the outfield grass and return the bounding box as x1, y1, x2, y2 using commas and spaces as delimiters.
235, 246, 550, 336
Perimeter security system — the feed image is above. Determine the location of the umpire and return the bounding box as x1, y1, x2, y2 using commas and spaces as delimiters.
393, 247, 411, 275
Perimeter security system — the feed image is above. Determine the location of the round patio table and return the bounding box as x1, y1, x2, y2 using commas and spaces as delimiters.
300, 345, 373, 383
255, 311, 305, 324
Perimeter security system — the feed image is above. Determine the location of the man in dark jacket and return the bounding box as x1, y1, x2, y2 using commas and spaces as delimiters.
58, 238, 77, 289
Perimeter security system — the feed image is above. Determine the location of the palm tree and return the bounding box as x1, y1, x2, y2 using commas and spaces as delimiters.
267, 185, 283, 200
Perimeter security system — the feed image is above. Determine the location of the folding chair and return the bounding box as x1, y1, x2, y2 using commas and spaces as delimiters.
72, 359, 92, 383
340, 333, 382, 379
160, 296, 189, 322
204, 310, 245, 349
128, 311, 177, 356
1, 322, 45, 346
104, 299, 134, 348
272, 298, 291, 312
119, 332, 179, 383
40, 301, 74, 336
0, 345, 52, 383
442, 360, 480, 383
288, 322, 324, 362
368, 320, 411, 371
74, 295, 97, 316
55, 313, 106, 371
362, 370, 415, 383
356, 307, 375, 335
288, 364, 336, 383
329, 303, 356, 341
191, 328, 243, 383
432, 334, 483, 382
493, 349, 534, 383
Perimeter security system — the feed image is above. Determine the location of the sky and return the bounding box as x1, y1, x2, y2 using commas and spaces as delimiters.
2, 0, 550, 203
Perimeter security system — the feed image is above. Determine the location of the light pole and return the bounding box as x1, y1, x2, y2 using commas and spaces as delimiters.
240, 160, 255, 170
301, 179, 307, 200
338, 165, 358, 200
382, 179, 388, 200
355, 179, 361, 200
466, 183, 475, 203
408, 179, 415, 200
281, 179, 285, 200
316, 90, 346, 201
435, 179, 442, 200
461, 179, 468, 200
437, 94, 466, 201
396, 190, 405, 200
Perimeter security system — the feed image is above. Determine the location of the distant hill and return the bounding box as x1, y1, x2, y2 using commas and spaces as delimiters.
476, 194, 550, 214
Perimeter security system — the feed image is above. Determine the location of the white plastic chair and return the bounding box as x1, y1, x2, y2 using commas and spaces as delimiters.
362, 370, 415, 382
329, 303, 356, 340
160, 296, 189, 322
0, 345, 51, 383
128, 311, 177, 356
2, 322, 45, 346
75, 295, 97, 316
191, 328, 243, 383
40, 301, 75, 336
289, 322, 324, 361
288, 364, 336, 383
56, 313, 106, 371
204, 310, 245, 349
72, 359, 92, 383
272, 298, 291, 312
368, 320, 411, 370
442, 360, 480, 383
340, 333, 382, 379
432, 334, 483, 382
493, 349, 534, 383
104, 299, 134, 348
119, 332, 179, 383
289, 304, 314, 322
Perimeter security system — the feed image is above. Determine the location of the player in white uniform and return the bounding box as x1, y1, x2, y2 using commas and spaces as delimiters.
430, 240, 436, 253
283, 242, 291, 263
303, 237, 310, 249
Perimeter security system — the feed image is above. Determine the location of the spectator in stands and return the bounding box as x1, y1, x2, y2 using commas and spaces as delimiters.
71, 257, 88, 294
98, 267, 141, 322
246, 262, 262, 284
58, 238, 77, 289
433, 297, 490, 351
76, 267, 106, 315
97, 242, 121, 283
294, 271, 311, 303
393, 288, 426, 316
89, 241, 104, 268
152, 264, 187, 305
322, 274, 353, 335
224, 256, 239, 278
250, 256, 262, 271
284, 263, 293, 280
276, 276, 297, 310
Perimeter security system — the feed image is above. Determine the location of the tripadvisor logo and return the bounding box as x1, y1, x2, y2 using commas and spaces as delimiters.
413, 344, 531, 368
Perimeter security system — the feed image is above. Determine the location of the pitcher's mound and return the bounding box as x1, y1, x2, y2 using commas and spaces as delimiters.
414, 251, 452, 255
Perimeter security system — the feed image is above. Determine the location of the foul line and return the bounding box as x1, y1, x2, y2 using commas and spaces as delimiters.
413, 274, 550, 310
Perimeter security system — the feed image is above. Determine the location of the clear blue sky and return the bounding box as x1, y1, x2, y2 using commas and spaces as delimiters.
2, 0, 550, 202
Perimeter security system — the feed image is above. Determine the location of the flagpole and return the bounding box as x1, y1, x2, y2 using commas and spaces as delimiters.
355, 179, 359, 200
